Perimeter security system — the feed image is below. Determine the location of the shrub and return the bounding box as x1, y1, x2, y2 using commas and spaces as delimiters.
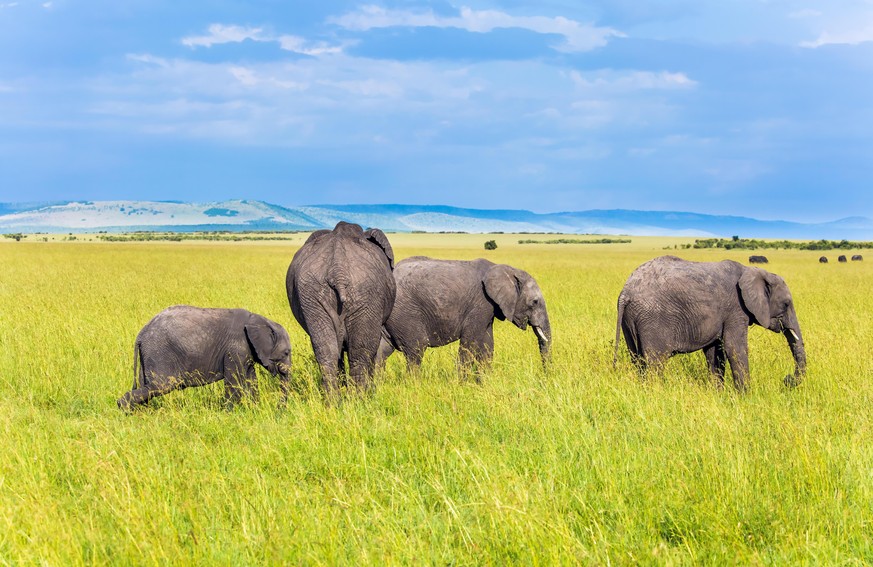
484, 240, 497, 250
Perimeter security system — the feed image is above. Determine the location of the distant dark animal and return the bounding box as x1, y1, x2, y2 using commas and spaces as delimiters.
852, 255, 863, 261
377, 257, 552, 372
838, 255, 847, 263
748, 255, 768, 264
819, 256, 828, 263
615, 256, 806, 392
286, 221, 395, 399
117, 306, 292, 411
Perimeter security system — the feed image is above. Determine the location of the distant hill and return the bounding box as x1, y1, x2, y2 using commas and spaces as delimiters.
0, 199, 871, 239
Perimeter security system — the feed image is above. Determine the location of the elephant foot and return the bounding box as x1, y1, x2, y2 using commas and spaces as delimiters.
116, 393, 137, 413
783, 374, 802, 388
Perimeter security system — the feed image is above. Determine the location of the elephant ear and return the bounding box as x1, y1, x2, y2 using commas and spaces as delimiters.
364, 228, 395, 269
738, 268, 771, 326
484, 264, 520, 321
245, 320, 277, 365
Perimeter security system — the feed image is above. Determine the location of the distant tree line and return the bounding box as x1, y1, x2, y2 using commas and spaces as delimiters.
693, 237, 873, 251
97, 231, 303, 242
518, 237, 632, 245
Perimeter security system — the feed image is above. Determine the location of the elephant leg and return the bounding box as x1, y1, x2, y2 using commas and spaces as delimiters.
704, 341, 727, 388
404, 345, 425, 373
723, 326, 750, 393
305, 321, 343, 401
242, 365, 259, 404
117, 374, 178, 410
375, 337, 394, 368
223, 354, 254, 410
621, 325, 648, 374
458, 326, 494, 380
346, 317, 383, 394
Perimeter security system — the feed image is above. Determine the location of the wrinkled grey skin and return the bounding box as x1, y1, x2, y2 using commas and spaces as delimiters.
377, 257, 551, 371
614, 256, 806, 392
117, 306, 292, 410
286, 222, 396, 397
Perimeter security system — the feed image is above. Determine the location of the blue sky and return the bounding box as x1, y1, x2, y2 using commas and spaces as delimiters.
1, 1, 872, 221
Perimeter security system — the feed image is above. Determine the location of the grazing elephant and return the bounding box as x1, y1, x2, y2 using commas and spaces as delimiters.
117, 306, 291, 410
377, 257, 551, 371
614, 256, 806, 391
748, 255, 768, 264
286, 222, 395, 397
838, 255, 847, 262
819, 256, 828, 263
852, 255, 863, 261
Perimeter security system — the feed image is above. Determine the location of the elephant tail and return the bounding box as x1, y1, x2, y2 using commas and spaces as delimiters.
132, 341, 145, 389
613, 295, 626, 368
325, 281, 348, 356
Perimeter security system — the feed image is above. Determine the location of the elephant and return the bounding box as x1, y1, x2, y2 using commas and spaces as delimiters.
117, 306, 291, 410
286, 221, 395, 398
819, 256, 828, 263
838, 255, 847, 262
613, 256, 806, 392
377, 257, 551, 372
852, 255, 863, 261
748, 255, 768, 264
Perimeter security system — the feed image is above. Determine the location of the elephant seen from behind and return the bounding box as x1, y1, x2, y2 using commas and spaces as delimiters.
377, 257, 552, 372
614, 256, 806, 391
286, 222, 396, 398
117, 305, 292, 410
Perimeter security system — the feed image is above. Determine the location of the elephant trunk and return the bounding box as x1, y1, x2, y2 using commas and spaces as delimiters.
277, 362, 291, 406
783, 312, 806, 387
532, 315, 552, 367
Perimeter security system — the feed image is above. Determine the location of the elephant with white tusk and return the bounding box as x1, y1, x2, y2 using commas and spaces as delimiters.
377, 257, 552, 373
614, 256, 806, 391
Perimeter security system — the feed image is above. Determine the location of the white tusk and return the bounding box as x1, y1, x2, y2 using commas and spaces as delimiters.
534, 327, 548, 343
788, 329, 799, 341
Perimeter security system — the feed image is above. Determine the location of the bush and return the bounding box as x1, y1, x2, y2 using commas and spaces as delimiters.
484, 240, 497, 250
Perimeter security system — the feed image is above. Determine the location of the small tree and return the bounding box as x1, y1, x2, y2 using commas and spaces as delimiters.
484, 240, 497, 250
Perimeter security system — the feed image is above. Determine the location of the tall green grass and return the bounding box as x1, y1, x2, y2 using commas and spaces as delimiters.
0, 235, 871, 564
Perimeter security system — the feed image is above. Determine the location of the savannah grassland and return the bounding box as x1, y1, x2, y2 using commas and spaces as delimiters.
0, 234, 871, 565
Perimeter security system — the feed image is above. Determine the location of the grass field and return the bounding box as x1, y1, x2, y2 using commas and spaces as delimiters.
1, 234, 871, 564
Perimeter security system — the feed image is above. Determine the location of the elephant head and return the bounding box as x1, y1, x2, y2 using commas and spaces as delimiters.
245, 317, 292, 403
738, 268, 806, 385
484, 265, 552, 363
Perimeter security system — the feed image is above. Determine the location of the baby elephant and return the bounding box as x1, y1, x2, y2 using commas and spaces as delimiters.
117, 306, 292, 410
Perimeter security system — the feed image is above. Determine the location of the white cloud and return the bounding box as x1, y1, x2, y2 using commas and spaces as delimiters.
331, 5, 624, 52
278, 35, 345, 56
42, 1, 52, 8
182, 24, 268, 48
569, 70, 697, 91
127, 53, 171, 67
0, 2, 19, 8
181, 24, 345, 57
801, 25, 873, 47
228, 66, 307, 90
